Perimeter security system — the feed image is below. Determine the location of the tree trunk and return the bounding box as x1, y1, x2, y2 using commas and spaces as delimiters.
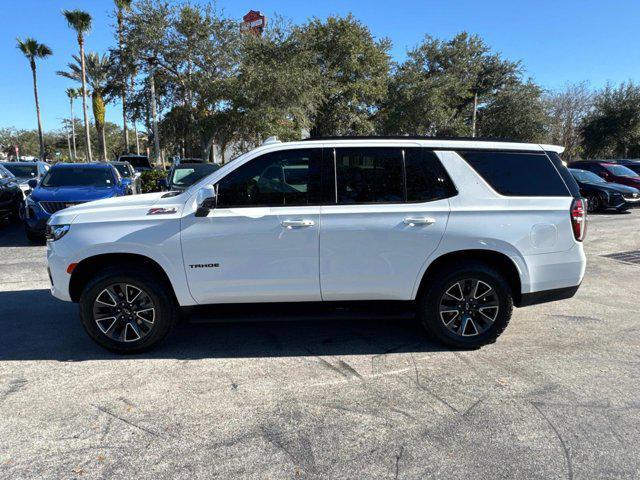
133, 121, 140, 155
67, 132, 72, 161
30, 61, 45, 160
471, 91, 478, 138
118, 12, 129, 152
70, 98, 77, 160
79, 36, 92, 162
92, 93, 107, 161
148, 66, 163, 168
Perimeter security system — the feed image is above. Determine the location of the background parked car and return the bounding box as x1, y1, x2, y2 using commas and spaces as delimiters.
24, 163, 130, 242
569, 168, 640, 212
1, 161, 50, 195
117, 154, 153, 172
571, 160, 640, 189
159, 162, 220, 192
109, 161, 141, 195
0, 164, 22, 223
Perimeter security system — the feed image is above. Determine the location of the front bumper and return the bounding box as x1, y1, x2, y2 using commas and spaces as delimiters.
47, 243, 73, 301
24, 200, 50, 233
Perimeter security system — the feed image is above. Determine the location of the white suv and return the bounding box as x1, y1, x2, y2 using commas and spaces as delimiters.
46, 138, 587, 353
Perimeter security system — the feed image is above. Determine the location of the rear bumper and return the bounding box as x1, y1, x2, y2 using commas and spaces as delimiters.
517, 285, 580, 307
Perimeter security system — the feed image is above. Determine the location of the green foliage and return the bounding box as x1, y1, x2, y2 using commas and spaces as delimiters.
62, 10, 92, 37
379, 32, 519, 136
581, 82, 640, 158
16, 37, 53, 61
293, 14, 391, 136
478, 82, 549, 142
140, 169, 166, 193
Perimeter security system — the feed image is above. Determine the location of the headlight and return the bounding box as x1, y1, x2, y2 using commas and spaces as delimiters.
45, 224, 70, 242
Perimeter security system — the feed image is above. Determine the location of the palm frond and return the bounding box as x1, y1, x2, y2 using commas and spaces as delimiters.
62, 9, 92, 34
16, 37, 52, 59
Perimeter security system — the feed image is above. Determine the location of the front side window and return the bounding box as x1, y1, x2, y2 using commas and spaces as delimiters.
459, 150, 570, 197
335, 148, 404, 204
216, 149, 321, 207
604, 164, 639, 178
41, 167, 116, 188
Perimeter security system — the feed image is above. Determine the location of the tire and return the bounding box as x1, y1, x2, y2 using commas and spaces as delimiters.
587, 194, 601, 213
418, 262, 513, 349
79, 266, 178, 353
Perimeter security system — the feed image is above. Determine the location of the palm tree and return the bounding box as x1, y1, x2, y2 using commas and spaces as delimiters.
63, 9, 93, 162
59, 54, 114, 160
16, 38, 52, 161
115, 0, 133, 151
65, 88, 79, 160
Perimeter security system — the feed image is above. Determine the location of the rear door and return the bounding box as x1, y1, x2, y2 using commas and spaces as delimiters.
319, 146, 454, 301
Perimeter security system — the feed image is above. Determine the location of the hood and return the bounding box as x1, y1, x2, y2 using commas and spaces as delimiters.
31, 186, 117, 203
48, 191, 180, 225
585, 181, 640, 195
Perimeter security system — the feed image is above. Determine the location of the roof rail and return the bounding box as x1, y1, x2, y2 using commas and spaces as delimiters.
301, 135, 526, 143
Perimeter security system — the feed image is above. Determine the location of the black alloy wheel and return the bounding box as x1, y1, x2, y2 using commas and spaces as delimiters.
92, 283, 156, 343
438, 278, 499, 337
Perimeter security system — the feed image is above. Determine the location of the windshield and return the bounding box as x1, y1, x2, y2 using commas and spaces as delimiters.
171, 164, 219, 186
0, 164, 14, 179
3, 164, 37, 178
112, 164, 132, 177
41, 167, 115, 187
605, 164, 639, 177
120, 156, 151, 170
570, 169, 606, 184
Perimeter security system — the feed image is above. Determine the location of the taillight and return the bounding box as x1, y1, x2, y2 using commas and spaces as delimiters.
571, 198, 587, 241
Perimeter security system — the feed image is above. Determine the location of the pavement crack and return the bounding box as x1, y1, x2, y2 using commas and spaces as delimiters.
394, 445, 405, 479
92, 404, 164, 439
531, 401, 573, 480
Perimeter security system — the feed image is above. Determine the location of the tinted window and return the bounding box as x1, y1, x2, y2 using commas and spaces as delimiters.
545, 151, 581, 198
41, 167, 115, 188
0, 164, 13, 179
621, 163, 640, 175
335, 148, 403, 204
216, 149, 321, 207
112, 163, 132, 177
570, 169, 606, 184
120, 156, 151, 170
4, 164, 37, 178
405, 149, 457, 202
459, 151, 570, 197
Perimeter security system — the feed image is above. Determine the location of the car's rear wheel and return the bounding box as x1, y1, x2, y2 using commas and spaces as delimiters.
418, 263, 513, 349
587, 194, 601, 213
79, 267, 178, 353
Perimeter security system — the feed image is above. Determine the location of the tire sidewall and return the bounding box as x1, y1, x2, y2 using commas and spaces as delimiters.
79, 270, 175, 353
420, 265, 513, 348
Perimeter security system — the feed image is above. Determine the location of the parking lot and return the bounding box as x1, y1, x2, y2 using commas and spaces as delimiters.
0, 213, 638, 479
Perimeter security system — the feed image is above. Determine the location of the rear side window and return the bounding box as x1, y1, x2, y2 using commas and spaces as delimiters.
405, 149, 457, 202
335, 148, 404, 204
545, 151, 581, 198
458, 151, 570, 197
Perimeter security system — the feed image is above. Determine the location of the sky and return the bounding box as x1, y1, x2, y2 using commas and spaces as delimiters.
2, 0, 640, 132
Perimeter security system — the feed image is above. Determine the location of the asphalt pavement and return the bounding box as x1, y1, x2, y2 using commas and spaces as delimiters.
0, 213, 638, 479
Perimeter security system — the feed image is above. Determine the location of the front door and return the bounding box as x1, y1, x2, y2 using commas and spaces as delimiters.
181, 148, 323, 304
320, 146, 454, 301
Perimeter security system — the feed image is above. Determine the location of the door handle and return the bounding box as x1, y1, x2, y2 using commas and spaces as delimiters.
281, 219, 315, 228
403, 217, 436, 226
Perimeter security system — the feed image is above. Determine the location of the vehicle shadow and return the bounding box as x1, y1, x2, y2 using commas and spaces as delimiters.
0, 222, 41, 247
0, 289, 446, 361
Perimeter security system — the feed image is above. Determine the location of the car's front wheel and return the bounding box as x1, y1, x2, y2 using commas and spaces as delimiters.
586, 194, 601, 213
79, 267, 178, 353
418, 263, 513, 349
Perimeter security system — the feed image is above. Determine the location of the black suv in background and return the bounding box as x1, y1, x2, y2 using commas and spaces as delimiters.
569, 168, 640, 212
0, 164, 23, 222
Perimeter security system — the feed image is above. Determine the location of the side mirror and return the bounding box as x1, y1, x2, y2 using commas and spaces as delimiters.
195, 185, 216, 217
157, 178, 168, 190
28, 179, 38, 189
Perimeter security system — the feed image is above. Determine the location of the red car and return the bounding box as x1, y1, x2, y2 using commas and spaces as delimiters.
571, 161, 640, 189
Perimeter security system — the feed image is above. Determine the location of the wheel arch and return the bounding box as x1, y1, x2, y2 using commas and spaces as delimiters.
415, 249, 524, 306
69, 253, 177, 303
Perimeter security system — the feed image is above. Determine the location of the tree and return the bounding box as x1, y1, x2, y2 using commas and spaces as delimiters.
293, 15, 391, 137
63, 9, 93, 162
546, 82, 593, 161
581, 82, 640, 159
65, 88, 80, 160
114, 0, 133, 151
379, 32, 519, 137
58, 53, 115, 160
477, 81, 549, 142
16, 37, 52, 160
